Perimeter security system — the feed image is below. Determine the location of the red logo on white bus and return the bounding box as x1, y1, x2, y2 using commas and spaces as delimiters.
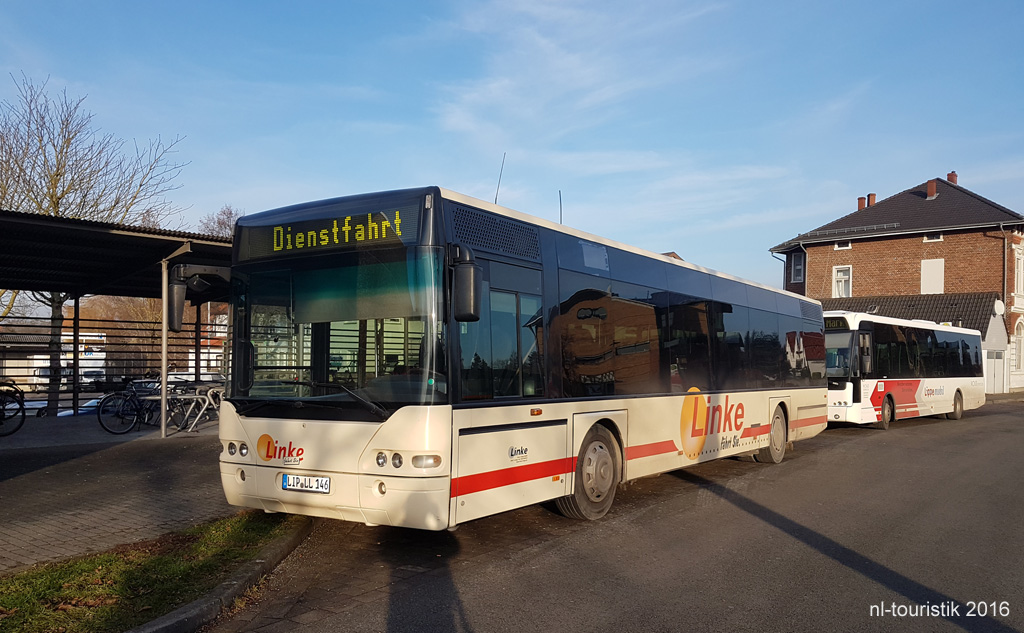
257, 434, 305, 465
679, 388, 747, 460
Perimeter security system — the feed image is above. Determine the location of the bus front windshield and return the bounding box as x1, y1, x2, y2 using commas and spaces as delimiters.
825, 331, 855, 378
228, 246, 447, 416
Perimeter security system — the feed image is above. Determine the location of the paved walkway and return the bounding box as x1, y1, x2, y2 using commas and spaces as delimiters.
0, 412, 235, 573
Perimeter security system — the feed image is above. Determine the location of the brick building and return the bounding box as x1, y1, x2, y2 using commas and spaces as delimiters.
770, 172, 1024, 393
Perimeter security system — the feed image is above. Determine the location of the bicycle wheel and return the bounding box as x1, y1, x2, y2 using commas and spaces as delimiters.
0, 390, 26, 437
167, 398, 190, 431
97, 393, 137, 434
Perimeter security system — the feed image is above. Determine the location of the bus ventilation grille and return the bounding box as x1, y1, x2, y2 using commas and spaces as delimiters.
800, 302, 823, 321
452, 206, 542, 261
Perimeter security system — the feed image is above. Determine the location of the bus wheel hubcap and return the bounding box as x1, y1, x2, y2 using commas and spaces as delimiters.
582, 442, 613, 502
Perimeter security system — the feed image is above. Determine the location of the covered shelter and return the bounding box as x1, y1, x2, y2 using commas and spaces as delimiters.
0, 209, 232, 435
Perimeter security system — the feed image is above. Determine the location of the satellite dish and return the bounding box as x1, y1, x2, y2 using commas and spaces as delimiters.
994, 299, 1005, 316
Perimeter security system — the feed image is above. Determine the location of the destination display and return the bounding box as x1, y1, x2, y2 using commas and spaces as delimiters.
824, 317, 850, 331
236, 201, 420, 262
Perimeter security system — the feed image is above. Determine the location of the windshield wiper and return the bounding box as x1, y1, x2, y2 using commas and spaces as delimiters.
230, 399, 275, 416
298, 381, 389, 420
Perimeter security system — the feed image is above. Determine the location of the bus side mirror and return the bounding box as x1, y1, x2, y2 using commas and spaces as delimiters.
452, 245, 482, 322
168, 264, 231, 333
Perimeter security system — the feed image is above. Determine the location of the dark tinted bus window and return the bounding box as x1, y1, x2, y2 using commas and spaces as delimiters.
460, 280, 493, 400
711, 276, 748, 307
490, 290, 520, 397
520, 294, 544, 396
713, 302, 749, 390
609, 248, 668, 288
746, 285, 779, 313
664, 292, 712, 392
778, 315, 805, 386
558, 269, 615, 397
666, 264, 712, 300
802, 319, 826, 384
610, 280, 665, 394
556, 234, 611, 277
748, 308, 782, 388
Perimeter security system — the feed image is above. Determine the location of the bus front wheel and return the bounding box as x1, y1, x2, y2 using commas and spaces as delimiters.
556, 425, 621, 521
754, 406, 787, 464
946, 392, 964, 420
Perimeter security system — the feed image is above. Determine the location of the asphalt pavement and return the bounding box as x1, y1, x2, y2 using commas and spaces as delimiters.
1, 392, 1022, 633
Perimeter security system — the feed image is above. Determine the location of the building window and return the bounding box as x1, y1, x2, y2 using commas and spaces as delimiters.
833, 266, 852, 298
789, 252, 805, 284
1016, 320, 1024, 372
834, 241, 852, 250
921, 258, 945, 295
923, 233, 943, 243
1015, 253, 1023, 296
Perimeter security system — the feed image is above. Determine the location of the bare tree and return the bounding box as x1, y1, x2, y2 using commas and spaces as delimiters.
0, 74, 188, 410
197, 204, 244, 238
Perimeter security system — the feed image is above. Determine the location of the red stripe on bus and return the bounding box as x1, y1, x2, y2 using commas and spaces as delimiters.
625, 440, 679, 460
740, 424, 771, 438
790, 415, 826, 428
451, 458, 573, 497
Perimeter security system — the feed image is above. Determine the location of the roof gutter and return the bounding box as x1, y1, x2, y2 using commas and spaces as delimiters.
773, 220, 1024, 252
999, 223, 1007, 305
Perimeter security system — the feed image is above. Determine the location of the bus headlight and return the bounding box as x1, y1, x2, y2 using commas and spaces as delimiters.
392, 453, 403, 468
376, 452, 388, 468
228, 442, 237, 455
412, 455, 442, 469
239, 443, 248, 457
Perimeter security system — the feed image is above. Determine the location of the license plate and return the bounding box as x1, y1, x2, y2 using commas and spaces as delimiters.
281, 474, 331, 494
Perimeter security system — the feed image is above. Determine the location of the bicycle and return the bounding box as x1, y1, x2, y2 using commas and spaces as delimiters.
96, 380, 196, 434
0, 379, 27, 437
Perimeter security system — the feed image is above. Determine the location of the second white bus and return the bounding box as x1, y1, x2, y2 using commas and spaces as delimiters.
824, 311, 985, 429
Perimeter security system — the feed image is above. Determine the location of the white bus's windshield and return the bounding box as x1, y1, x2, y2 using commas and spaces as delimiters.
227, 246, 447, 416
825, 331, 855, 378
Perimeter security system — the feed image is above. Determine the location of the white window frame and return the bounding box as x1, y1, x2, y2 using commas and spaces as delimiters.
789, 251, 805, 284
1014, 249, 1023, 297
834, 241, 852, 250
1016, 319, 1024, 372
923, 233, 944, 243
832, 265, 852, 298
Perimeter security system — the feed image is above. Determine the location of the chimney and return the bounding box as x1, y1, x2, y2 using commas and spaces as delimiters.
926, 179, 938, 200
858, 196, 866, 210
867, 193, 876, 206
947, 170, 958, 185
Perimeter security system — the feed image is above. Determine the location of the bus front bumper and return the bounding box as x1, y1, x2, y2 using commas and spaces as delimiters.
220, 462, 451, 531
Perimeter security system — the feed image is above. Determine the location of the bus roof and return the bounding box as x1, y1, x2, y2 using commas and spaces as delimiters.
438, 188, 817, 308
823, 310, 981, 336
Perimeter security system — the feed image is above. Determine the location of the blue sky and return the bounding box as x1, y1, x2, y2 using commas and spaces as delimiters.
2, 0, 1022, 287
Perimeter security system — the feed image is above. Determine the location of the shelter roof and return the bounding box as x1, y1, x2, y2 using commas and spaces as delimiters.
0, 209, 232, 300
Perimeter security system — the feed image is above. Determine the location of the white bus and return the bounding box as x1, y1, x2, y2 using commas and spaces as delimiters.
824, 311, 985, 429
209, 187, 828, 530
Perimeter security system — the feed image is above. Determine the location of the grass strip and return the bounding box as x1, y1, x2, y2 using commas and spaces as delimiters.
0, 510, 297, 633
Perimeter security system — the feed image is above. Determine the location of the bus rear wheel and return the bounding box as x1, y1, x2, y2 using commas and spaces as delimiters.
754, 406, 786, 464
556, 425, 621, 521
946, 392, 964, 420
874, 396, 893, 430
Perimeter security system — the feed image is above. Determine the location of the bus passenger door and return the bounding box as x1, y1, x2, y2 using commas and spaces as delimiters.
451, 409, 569, 524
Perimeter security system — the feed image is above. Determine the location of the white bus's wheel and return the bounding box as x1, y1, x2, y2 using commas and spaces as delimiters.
874, 396, 893, 430
754, 406, 786, 464
556, 425, 621, 521
946, 392, 964, 420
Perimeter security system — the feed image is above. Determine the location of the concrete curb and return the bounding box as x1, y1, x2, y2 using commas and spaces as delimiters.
126, 516, 314, 633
